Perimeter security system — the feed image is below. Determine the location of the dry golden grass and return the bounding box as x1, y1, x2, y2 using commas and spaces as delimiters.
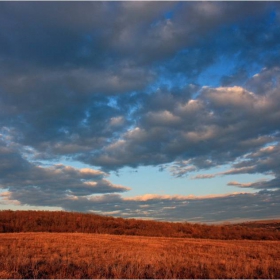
0, 232, 279, 279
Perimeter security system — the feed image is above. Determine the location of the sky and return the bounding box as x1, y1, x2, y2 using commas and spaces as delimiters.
0, 1, 280, 223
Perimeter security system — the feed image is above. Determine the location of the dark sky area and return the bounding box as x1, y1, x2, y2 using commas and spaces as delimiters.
0, 2, 280, 223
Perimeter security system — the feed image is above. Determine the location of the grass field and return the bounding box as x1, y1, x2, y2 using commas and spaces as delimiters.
0, 232, 279, 279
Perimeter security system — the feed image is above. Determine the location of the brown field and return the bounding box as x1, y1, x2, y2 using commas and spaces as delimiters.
0, 232, 279, 279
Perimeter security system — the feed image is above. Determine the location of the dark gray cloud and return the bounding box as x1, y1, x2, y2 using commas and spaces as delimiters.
1, 2, 280, 221
0, 1, 279, 155
0, 140, 129, 208
5, 190, 277, 223
80, 68, 280, 174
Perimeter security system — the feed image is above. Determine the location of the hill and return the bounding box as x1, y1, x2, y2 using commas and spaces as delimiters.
0, 210, 279, 240
236, 219, 280, 231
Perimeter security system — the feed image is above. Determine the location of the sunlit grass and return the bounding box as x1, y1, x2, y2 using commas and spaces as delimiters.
0, 232, 279, 279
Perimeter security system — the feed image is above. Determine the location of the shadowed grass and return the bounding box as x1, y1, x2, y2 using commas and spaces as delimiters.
1, 210, 280, 240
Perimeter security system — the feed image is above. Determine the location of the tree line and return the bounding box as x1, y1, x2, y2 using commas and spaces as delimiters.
0, 210, 279, 240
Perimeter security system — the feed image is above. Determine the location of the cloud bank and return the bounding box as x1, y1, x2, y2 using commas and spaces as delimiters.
0, 2, 280, 222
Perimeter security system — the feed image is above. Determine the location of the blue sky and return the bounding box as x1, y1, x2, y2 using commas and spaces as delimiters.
0, 1, 280, 223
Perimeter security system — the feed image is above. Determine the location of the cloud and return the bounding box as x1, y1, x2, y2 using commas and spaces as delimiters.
169, 160, 197, 178
227, 177, 280, 191
192, 140, 280, 192
192, 174, 216, 180
0, 2, 280, 221
0, 139, 129, 209
79, 68, 280, 176
7, 189, 275, 223
0, 2, 279, 159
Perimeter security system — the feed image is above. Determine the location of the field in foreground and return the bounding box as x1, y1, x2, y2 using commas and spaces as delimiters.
0, 232, 279, 279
